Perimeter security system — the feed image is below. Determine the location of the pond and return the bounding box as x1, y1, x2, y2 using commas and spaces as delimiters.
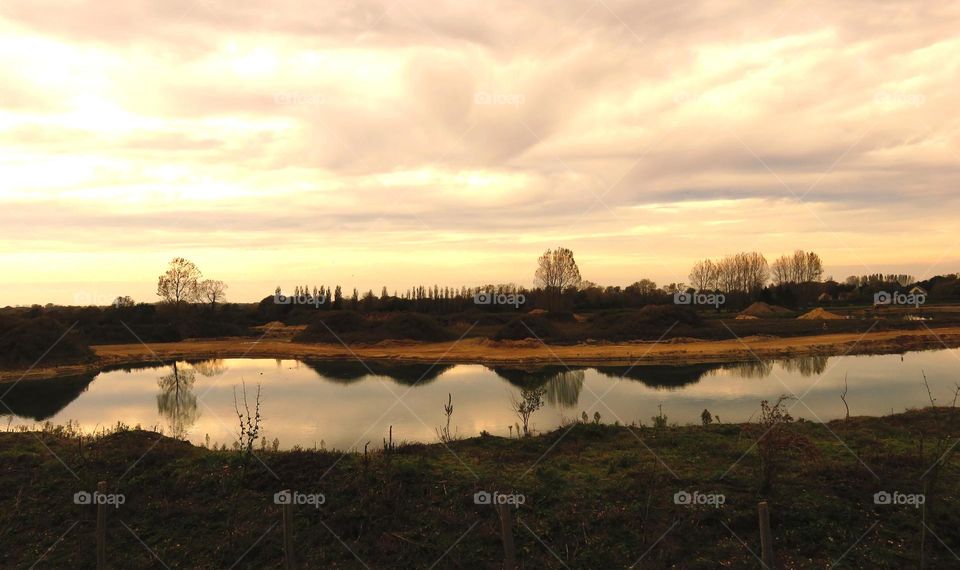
3, 349, 959, 450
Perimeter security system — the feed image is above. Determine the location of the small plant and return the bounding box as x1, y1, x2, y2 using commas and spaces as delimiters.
581, 411, 589, 423
511, 388, 546, 437
232, 380, 262, 461
701, 409, 713, 426
652, 404, 668, 429
744, 395, 817, 493
435, 393, 458, 443
383, 425, 396, 453
593, 411, 602, 425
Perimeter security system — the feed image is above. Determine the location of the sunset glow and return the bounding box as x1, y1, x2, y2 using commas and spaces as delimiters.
1, 1, 958, 305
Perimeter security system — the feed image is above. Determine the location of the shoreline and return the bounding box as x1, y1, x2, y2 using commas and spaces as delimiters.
3, 326, 960, 383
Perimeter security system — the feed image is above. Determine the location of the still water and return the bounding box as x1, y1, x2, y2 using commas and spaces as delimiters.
3, 349, 959, 450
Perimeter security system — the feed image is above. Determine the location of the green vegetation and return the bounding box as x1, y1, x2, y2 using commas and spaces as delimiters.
1, 409, 957, 568
0, 316, 95, 368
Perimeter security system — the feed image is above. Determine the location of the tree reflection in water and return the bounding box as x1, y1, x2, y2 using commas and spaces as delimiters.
191, 359, 227, 377
156, 362, 200, 439
779, 356, 830, 377
545, 370, 585, 408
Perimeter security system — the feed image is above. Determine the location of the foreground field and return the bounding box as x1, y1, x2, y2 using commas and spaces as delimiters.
3, 325, 960, 383
2, 409, 959, 568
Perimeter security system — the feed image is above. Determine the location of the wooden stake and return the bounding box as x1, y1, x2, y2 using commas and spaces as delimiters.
281, 491, 296, 569
496, 503, 516, 570
758, 501, 774, 569
96, 480, 107, 569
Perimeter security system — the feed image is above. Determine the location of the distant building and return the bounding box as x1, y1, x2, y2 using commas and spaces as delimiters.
817, 292, 833, 303
909, 285, 927, 297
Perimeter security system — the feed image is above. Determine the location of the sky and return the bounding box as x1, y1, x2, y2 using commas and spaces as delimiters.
1, 0, 958, 306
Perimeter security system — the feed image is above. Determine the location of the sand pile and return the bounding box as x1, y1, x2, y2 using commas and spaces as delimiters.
735, 314, 759, 320
739, 302, 793, 318
797, 308, 844, 320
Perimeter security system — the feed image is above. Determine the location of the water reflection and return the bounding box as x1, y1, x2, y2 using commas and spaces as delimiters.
0, 373, 96, 421
192, 359, 227, 377
5, 349, 959, 450
156, 362, 200, 439
595, 363, 726, 388
779, 356, 829, 377
300, 360, 454, 385
715, 361, 773, 379
545, 370, 585, 408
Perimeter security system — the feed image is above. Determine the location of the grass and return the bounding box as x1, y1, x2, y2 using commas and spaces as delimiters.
0, 409, 957, 568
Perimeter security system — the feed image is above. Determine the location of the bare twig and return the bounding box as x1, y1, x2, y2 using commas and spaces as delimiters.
841, 373, 850, 421
922, 370, 936, 407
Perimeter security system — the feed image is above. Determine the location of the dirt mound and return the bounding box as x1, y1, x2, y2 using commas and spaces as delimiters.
735, 314, 759, 320
797, 308, 844, 320
586, 306, 703, 341
492, 315, 564, 342
294, 312, 453, 343
739, 302, 793, 318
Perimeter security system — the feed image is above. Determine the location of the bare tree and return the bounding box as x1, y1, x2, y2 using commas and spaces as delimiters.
715, 252, 769, 293
534, 247, 582, 309
689, 259, 718, 291
772, 250, 824, 285
771, 256, 791, 286
157, 257, 202, 304
199, 279, 228, 310
801, 251, 824, 282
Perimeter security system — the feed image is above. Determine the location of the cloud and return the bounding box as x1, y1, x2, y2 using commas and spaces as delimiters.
0, 0, 958, 303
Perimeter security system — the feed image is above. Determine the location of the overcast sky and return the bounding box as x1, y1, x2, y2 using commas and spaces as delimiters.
1, 0, 958, 305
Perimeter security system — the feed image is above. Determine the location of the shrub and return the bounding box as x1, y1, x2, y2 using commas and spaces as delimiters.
374, 313, 453, 342
0, 317, 95, 368
294, 311, 453, 343
492, 315, 564, 342
588, 306, 703, 341
294, 311, 365, 342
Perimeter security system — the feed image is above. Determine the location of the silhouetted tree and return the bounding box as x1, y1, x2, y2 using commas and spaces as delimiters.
535, 247, 582, 309
156, 258, 202, 304
199, 279, 227, 310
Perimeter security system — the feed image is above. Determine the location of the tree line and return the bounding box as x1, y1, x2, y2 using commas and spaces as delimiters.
100, 250, 959, 316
